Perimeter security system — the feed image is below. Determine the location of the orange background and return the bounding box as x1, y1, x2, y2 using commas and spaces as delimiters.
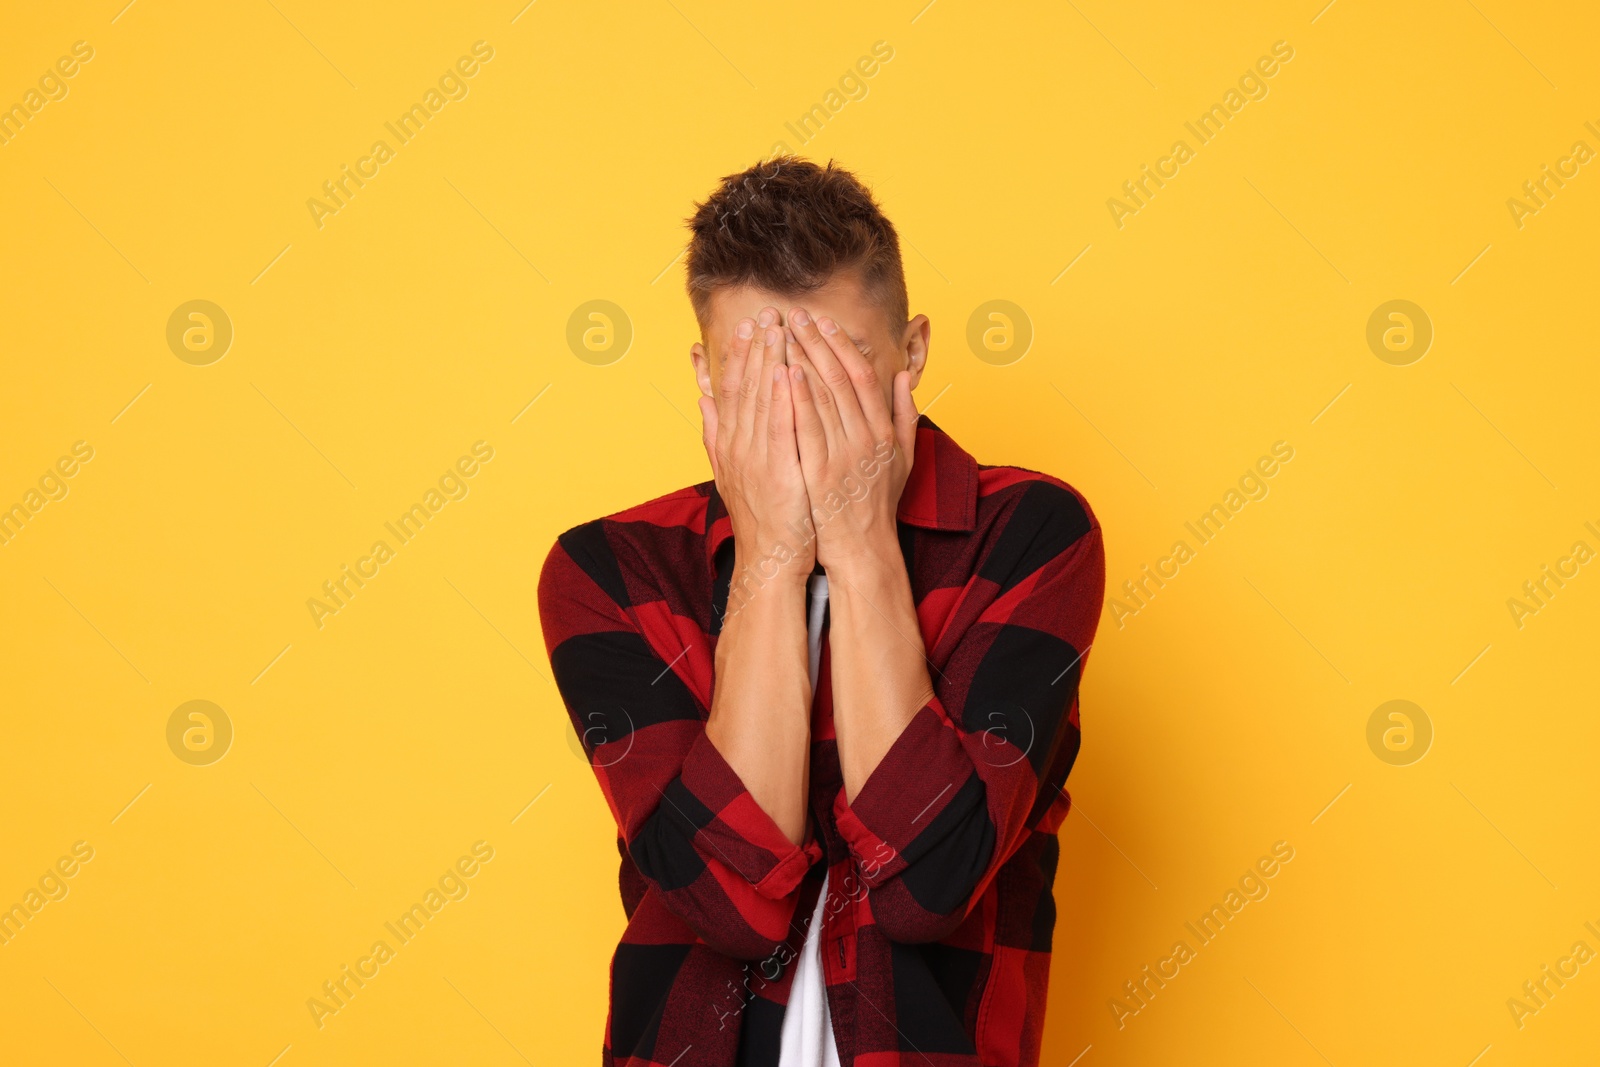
2, 1, 1598, 1064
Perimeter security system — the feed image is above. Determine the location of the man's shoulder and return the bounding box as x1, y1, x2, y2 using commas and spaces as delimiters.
539, 480, 716, 594
957, 461, 1103, 592
596, 479, 717, 531
973, 462, 1100, 542
557, 478, 714, 540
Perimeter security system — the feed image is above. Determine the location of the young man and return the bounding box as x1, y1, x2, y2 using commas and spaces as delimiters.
539, 158, 1105, 1067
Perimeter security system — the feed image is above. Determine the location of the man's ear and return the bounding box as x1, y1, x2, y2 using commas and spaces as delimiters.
901, 314, 930, 391
691, 341, 713, 397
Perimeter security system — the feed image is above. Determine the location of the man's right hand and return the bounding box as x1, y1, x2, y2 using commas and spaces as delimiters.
697, 307, 816, 845
698, 307, 815, 585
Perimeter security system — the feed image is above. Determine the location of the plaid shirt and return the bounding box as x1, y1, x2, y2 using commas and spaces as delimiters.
538, 416, 1105, 1067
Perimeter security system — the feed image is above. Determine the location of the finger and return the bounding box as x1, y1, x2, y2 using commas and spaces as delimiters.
735, 322, 770, 450
788, 342, 840, 453
768, 363, 798, 464
758, 329, 790, 454
814, 312, 892, 434
749, 325, 786, 451
787, 308, 866, 439
789, 363, 829, 474
735, 308, 778, 436
718, 318, 756, 443
698, 394, 720, 479
891, 370, 918, 462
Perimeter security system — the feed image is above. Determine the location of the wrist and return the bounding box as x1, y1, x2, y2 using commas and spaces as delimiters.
820, 527, 904, 586
735, 526, 813, 583
725, 551, 810, 623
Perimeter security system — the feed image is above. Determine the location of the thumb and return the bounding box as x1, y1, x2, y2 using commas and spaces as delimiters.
892, 371, 918, 462
698, 394, 720, 479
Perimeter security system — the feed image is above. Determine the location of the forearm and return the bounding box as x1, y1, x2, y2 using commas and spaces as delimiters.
826, 536, 936, 801
705, 558, 812, 843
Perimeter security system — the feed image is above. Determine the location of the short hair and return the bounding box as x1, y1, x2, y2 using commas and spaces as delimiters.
684, 157, 908, 336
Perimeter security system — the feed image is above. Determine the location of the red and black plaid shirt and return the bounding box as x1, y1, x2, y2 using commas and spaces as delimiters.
538, 416, 1105, 1067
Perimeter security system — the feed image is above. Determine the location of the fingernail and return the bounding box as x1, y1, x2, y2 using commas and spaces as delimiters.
773, 365, 783, 383
736, 319, 753, 339
818, 317, 838, 335
792, 365, 804, 380
765, 327, 780, 346
758, 309, 777, 327
791, 308, 810, 326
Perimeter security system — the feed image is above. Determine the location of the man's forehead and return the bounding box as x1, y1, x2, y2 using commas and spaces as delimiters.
708, 285, 819, 319
704, 280, 877, 344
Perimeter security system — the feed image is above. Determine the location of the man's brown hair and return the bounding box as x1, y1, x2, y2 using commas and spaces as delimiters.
685, 157, 908, 336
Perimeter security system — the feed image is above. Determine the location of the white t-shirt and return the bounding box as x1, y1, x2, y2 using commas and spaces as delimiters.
778, 573, 841, 1067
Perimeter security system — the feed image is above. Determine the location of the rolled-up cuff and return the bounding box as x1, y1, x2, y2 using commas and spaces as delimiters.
833, 698, 968, 886
679, 730, 822, 899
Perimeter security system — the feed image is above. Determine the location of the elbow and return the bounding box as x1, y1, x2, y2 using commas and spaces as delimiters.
860, 834, 993, 944
866, 884, 977, 944
666, 884, 796, 959
873, 908, 970, 945
698, 927, 788, 962
653, 887, 796, 960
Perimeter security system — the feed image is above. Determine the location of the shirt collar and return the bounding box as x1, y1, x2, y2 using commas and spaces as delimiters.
703, 414, 979, 572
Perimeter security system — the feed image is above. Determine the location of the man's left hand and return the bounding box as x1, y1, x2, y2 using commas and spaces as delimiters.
784, 307, 919, 576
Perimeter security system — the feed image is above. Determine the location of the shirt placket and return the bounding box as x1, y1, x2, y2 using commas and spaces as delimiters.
812, 619, 859, 987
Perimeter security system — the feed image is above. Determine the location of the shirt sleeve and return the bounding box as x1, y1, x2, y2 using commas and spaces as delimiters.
830, 478, 1105, 943
538, 524, 821, 959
